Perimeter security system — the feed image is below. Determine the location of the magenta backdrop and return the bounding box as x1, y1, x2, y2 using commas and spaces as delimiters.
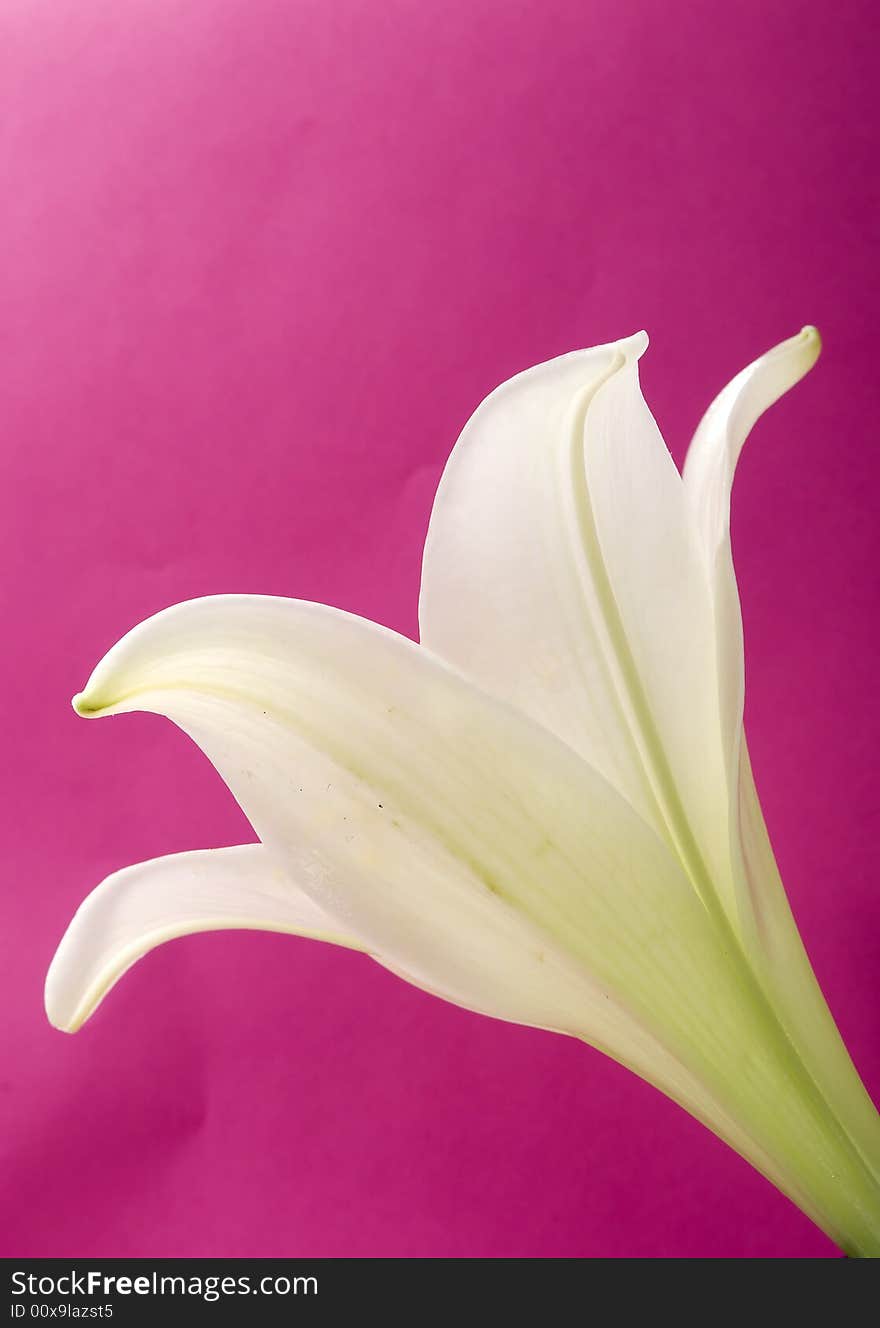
1, 0, 877, 1259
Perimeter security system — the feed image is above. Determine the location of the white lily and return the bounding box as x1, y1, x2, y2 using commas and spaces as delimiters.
47, 328, 880, 1256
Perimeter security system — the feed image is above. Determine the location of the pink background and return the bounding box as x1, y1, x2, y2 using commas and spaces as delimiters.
2, 0, 877, 1258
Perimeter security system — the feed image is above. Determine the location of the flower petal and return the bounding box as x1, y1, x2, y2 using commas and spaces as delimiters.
45, 844, 362, 1033
683, 328, 880, 1183
577, 343, 735, 921
419, 338, 656, 823
683, 326, 822, 763
421, 339, 737, 927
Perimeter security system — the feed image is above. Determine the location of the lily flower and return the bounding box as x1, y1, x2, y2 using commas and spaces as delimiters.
47, 328, 880, 1256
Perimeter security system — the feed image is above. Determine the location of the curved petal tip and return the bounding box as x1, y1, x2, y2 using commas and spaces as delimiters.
618, 330, 649, 360
787, 323, 821, 368
44, 957, 87, 1033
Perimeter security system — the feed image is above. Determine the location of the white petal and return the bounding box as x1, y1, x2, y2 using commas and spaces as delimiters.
45, 844, 362, 1033
421, 339, 737, 927
684, 326, 821, 556
683, 326, 822, 762
578, 344, 736, 920
419, 338, 657, 825
682, 328, 880, 1183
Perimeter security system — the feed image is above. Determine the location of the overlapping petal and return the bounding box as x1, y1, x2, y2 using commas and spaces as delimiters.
418, 340, 651, 812
66, 595, 728, 1075
420, 338, 737, 928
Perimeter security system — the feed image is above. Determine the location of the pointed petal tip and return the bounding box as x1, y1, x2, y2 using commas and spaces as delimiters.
799, 323, 822, 360
788, 323, 821, 357
43, 968, 86, 1034
44, 936, 96, 1032
72, 688, 111, 718
47, 1012, 82, 1035
771, 324, 821, 375
618, 330, 649, 359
